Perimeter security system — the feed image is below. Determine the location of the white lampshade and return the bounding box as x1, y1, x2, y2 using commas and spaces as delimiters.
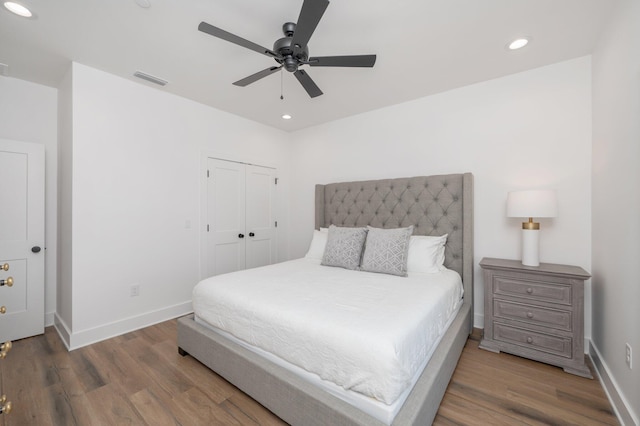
507, 190, 558, 218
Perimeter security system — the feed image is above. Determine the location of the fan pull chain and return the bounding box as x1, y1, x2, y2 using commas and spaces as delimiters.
280, 68, 284, 100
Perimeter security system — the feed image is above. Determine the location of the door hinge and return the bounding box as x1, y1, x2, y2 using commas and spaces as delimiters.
207, 224, 210, 232
275, 177, 278, 185
275, 221, 278, 228
207, 169, 210, 178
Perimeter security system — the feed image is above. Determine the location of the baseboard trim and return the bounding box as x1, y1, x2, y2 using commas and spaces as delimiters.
54, 301, 193, 351
53, 313, 72, 351
474, 313, 484, 328
590, 341, 638, 426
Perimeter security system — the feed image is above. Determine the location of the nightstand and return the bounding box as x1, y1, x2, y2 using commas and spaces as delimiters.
479, 257, 592, 378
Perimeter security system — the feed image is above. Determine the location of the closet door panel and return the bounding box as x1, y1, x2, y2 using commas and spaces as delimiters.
245, 165, 276, 270
207, 159, 246, 277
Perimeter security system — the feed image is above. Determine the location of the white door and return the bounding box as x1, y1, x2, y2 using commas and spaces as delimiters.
0, 139, 45, 342
245, 165, 276, 269
206, 158, 276, 277
207, 159, 246, 277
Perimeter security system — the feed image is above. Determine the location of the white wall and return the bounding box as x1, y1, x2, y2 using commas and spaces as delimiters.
57, 67, 73, 334
60, 63, 291, 348
0, 76, 58, 325
289, 57, 593, 334
591, 0, 640, 423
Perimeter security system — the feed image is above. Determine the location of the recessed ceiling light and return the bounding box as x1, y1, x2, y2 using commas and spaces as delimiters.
282, 114, 292, 120
507, 37, 530, 51
134, 0, 151, 9
3, 1, 32, 17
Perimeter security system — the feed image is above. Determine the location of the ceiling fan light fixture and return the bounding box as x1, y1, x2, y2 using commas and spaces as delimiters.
507, 37, 530, 51
3, 1, 33, 17
282, 114, 292, 120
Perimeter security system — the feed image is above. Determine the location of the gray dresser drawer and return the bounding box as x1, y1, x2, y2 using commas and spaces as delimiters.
493, 323, 572, 358
493, 276, 571, 305
493, 299, 572, 331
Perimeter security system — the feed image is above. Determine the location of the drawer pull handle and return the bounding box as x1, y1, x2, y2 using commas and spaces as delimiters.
0, 395, 11, 414
526, 287, 533, 294
0, 277, 12, 287
526, 336, 533, 344
1, 263, 8, 271
0, 341, 11, 359
526, 312, 534, 319
0, 306, 5, 314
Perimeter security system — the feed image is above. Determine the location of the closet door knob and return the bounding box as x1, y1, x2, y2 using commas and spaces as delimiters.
1, 263, 8, 271
31, 246, 41, 253
238, 234, 245, 239
249, 232, 255, 237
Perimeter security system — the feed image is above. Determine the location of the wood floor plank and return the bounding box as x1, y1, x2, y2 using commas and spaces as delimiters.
85, 382, 146, 425
0, 321, 619, 426
129, 387, 180, 426
436, 392, 531, 426
152, 338, 237, 404
223, 392, 287, 426
169, 386, 244, 426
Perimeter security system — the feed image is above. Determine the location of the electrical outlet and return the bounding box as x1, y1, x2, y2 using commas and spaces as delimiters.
626, 343, 632, 369
130, 284, 140, 297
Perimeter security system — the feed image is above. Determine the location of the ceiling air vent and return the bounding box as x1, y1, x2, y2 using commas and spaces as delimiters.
133, 71, 168, 86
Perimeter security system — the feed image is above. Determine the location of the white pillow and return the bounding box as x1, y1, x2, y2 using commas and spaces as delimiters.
407, 234, 448, 273
304, 228, 329, 260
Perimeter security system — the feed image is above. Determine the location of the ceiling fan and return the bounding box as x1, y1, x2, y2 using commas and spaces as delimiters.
198, 0, 376, 98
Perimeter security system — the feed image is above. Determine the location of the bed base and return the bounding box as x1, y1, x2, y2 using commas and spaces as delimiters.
178, 173, 474, 425
177, 299, 470, 426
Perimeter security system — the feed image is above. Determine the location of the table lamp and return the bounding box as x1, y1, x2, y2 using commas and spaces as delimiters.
507, 190, 558, 266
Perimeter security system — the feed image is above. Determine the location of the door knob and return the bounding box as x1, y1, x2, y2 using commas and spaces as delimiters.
0, 263, 8, 271
238, 234, 245, 238
249, 232, 255, 237
31, 246, 41, 253
0, 306, 6, 314
0, 277, 12, 287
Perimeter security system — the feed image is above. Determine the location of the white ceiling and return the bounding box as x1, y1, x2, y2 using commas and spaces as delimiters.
0, 0, 616, 132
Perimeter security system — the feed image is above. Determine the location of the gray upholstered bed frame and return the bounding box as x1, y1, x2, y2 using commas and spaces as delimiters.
178, 173, 474, 425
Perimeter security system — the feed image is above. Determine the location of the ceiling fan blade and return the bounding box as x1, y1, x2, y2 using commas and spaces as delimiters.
291, 0, 329, 54
198, 21, 280, 58
308, 54, 376, 67
294, 69, 323, 98
233, 66, 283, 87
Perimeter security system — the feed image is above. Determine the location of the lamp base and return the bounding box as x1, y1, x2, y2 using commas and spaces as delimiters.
521, 228, 539, 266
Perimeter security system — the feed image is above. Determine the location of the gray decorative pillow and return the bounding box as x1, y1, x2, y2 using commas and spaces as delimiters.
360, 226, 414, 277
321, 225, 368, 270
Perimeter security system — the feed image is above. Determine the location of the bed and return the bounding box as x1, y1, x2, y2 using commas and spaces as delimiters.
177, 173, 474, 426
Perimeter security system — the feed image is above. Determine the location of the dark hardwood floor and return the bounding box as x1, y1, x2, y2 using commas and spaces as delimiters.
0, 320, 618, 425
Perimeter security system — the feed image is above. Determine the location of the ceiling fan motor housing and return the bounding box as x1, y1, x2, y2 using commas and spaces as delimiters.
274, 22, 309, 72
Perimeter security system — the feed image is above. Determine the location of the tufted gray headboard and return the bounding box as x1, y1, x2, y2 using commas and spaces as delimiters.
315, 173, 474, 302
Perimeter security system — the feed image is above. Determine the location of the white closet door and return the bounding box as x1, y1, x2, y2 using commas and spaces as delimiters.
0, 139, 45, 341
245, 165, 276, 269
207, 158, 246, 277
205, 159, 277, 277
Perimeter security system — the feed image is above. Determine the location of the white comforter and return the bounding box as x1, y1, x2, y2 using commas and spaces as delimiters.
192, 258, 463, 405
